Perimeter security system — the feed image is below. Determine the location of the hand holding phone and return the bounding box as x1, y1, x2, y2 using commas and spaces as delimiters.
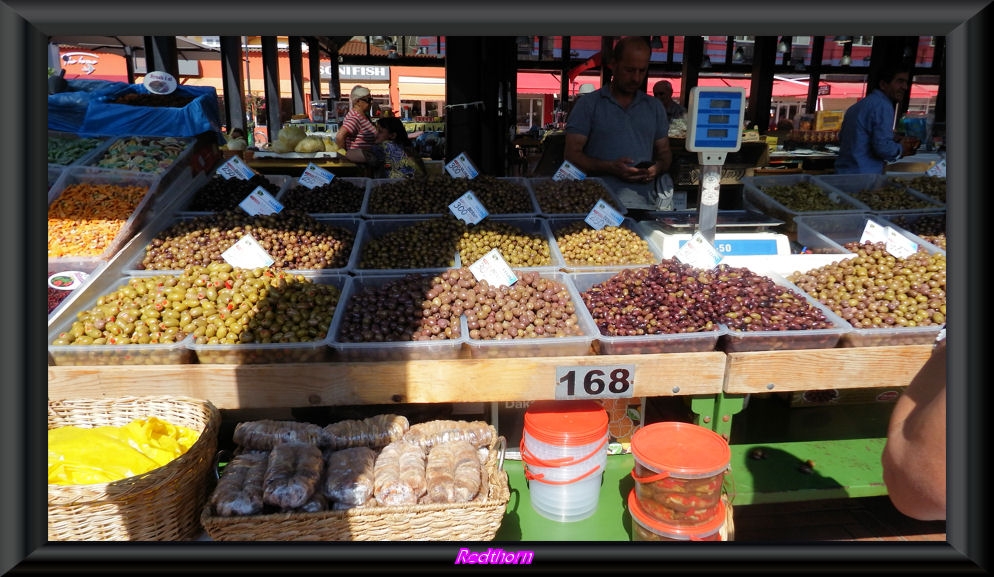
634, 161, 654, 169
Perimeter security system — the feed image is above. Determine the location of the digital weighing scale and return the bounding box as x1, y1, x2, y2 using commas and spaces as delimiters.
666, 87, 793, 258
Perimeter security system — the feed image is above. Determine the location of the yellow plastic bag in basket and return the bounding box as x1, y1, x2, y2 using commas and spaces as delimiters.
48, 416, 200, 485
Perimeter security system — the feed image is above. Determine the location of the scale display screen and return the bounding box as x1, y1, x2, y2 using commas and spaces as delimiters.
686, 87, 746, 152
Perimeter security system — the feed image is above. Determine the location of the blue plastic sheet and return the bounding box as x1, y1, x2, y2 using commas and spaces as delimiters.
47, 80, 131, 133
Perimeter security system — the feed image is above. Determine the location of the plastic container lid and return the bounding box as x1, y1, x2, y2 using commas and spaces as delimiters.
628, 489, 725, 540
523, 400, 609, 446
631, 421, 731, 478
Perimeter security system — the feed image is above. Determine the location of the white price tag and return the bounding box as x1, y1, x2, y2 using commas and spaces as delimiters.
859, 220, 890, 245
298, 163, 335, 189
674, 231, 723, 270
469, 248, 517, 288
584, 199, 625, 230
221, 234, 275, 269
555, 366, 636, 400
445, 152, 480, 179
885, 227, 918, 259
926, 159, 946, 178
217, 155, 256, 180
238, 186, 284, 216
552, 160, 586, 181
449, 191, 489, 224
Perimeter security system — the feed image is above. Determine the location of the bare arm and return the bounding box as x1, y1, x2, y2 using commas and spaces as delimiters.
881, 339, 946, 520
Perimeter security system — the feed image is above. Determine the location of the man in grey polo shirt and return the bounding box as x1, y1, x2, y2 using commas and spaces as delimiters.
565, 36, 674, 210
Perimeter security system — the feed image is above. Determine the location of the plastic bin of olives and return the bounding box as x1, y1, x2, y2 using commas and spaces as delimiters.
794, 213, 944, 257
570, 268, 726, 355
364, 174, 538, 218
329, 271, 468, 362
786, 240, 946, 347
889, 175, 946, 205
462, 269, 598, 359
875, 211, 946, 251
740, 174, 870, 233
529, 177, 627, 217
717, 268, 850, 352
188, 269, 347, 365
176, 173, 292, 215
548, 217, 662, 273
48, 274, 196, 366
815, 174, 944, 214
278, 176, 370, 218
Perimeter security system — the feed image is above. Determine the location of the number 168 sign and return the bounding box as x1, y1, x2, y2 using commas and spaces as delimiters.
555, 365, 635, 400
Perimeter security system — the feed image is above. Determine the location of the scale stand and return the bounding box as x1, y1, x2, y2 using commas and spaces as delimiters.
685, 87, 747, 249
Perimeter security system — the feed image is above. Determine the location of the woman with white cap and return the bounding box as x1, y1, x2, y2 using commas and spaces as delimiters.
335, 85, 379, 165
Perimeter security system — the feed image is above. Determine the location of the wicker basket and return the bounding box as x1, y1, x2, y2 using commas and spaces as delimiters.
48, 396, 220, 541
201, 429, 510, 541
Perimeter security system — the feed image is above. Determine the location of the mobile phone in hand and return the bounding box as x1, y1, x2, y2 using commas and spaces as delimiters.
634, 161, 654, 168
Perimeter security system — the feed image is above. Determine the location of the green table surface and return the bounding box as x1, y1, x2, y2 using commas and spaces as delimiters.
497, 454, 636, 541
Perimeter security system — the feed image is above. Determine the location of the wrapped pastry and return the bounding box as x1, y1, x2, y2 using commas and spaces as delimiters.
262, 441, 325, 510
425, 441, 456, 504
451, 439, 483, 502
321, 446, 378, 508
324, 414, 409, 450
209, 451, 269, 516
403, 420, 493, 450
373, 440, 427, 506
233, 419, 334, 450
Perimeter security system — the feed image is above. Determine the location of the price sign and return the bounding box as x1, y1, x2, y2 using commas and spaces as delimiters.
469, 248, 517, 288
221, 234, 275, 269
217, 155, 256, 180
239, 186, 284, 216
555, 366, 636, 400
449, 191, 489, 224
694, 237, 780, 256
445, 152, 480, 179
885, 227, 918, 259
584, 199, 624, 230
674, 231, 723, 269
552, 160, 586, 181
926, 159, 946, 178
48, 270, 89, 291
298, 163, 335, 189
859, 220, 890, 245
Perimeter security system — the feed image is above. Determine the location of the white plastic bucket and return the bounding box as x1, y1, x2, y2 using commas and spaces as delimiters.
520, 400, 609, 522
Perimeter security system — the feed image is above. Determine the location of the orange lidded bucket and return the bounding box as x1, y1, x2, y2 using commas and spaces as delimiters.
630, 421, 730, 527
628, 489, 726, 541
521, 400, 609, 522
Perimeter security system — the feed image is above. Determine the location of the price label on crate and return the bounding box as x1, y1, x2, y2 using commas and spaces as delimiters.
449, 191, 489, 225
239, 186, 284, 216
221, 233, 274, 269
469, 248, 517, 288
217, 155, 256, 180
859, 220, 890, 245
445, 152, 480, 179
297, 163, 335, 189
584, 199, 624, 230
555, 366, 636, 400
926, 159, 946, 177
552, 160, 586, 181
885, 227, 918, 259
674, 231, 723, 270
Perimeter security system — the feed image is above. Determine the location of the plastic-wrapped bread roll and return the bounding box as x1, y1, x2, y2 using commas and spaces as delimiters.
403, 420, 493, 450
291, 492, 328, 513
262, 441, 325, 510
321, 446, 378, 508
373, 440, 425, 506
397, 440, 428, 500
209, 451, 269, 516
425, 442, 456, 504
451, 439, 483, 502
324, 414, 409, 450
233, 419, 334, 450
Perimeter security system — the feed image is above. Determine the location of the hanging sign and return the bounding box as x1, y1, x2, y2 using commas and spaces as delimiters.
143, 70, 177, 95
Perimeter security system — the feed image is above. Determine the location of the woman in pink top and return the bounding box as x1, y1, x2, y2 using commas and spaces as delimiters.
336, 85, 378, 164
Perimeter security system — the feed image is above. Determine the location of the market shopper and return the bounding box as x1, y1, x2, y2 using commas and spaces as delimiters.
372, 116, 427, 179
834, 64, 921, 174
652, 79, 686, 120
335, 85, 379, 165
881, 333, 946, 521
565, 36, 673, 210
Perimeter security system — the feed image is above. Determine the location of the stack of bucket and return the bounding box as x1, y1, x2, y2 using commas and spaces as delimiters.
628, 421, 731, 541
521, 400, 609, 522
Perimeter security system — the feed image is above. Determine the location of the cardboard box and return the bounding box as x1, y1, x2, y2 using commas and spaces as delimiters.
815, 110, 844, 131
